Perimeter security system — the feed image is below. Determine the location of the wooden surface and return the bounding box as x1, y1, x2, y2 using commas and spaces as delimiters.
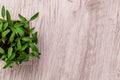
0, 0, 120, 80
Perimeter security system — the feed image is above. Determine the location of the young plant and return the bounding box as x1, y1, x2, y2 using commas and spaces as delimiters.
0, 6, 41, 69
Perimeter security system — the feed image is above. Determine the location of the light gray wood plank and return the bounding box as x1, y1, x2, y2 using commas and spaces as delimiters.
0, 0, 120, 80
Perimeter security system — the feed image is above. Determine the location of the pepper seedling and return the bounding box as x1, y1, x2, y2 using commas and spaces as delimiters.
0, 6, 41, 69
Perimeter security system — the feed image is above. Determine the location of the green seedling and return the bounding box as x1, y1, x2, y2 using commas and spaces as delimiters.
0, 6, 41, 69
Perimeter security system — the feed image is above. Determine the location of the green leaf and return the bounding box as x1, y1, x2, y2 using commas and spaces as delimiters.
15, 38, 20, 41
18, 14, 26, 21
2, 29, 10, 37
8, 52, 15, 60
16, 27, 24, 36
8, 47, 13, 58
14, 22, 24, 28
9, 31, 15, 43
30, 51, 40, 58
17, 39, 21, 50
10, 27, 16, 32
0, 23, 3, 31
6, 10, 11, 21
24, 21, 29, 28
17, 52, 28, 63
0, 47, 5, 54
2, 38, 5, 43
30, 12, 39, 21
22, 37, 31, 41
21, 43, 28, 51
8, 20, 14, 26
0, 55, 6, 60
32, 32, 38, 44
3, 61, 13, 69
5, 58, 7, 61
29, 43, 38, 52
0, 19, 4, 22
1, 6, 5, 18
3, 22, 8, 30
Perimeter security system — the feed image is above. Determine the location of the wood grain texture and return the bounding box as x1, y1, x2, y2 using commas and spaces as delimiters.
0, 0, 120, 80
